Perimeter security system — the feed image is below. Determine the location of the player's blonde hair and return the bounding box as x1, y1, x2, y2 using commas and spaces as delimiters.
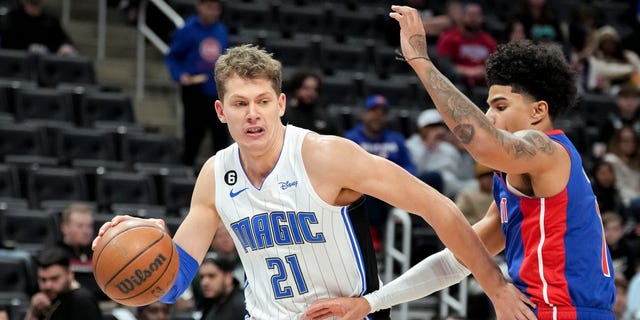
215, 44, 282, 100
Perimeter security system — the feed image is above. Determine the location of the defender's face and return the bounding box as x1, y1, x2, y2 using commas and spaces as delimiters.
215, 75, 285, 151
485, 85, 537, 133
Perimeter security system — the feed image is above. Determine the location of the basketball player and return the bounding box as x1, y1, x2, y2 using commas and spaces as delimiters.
93, 44, 535, 319
304, 6, 616, 320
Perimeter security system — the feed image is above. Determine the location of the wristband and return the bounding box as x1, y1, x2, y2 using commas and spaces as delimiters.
159, 242, 199, 303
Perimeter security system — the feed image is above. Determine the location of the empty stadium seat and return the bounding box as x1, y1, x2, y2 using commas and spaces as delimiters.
0, 49, 33, 81
362, 73, 420, 107
77, 91, 135, 128
0, 123, 48, 160
278, 3, 328, 36
0, 208, 58, 252
0, 164, 20, 199
319, 40, 371, 74
26, 167, 89, 209
264, 36, 318, 68
13, 86, 75, 124
120, 132, 181, 166
53, 127, 118, 164
162, 175, 196, 217
0, 248, 37, 299
94, 171, 157, 213
35, 54, 96, 87
320, 71, 359, 105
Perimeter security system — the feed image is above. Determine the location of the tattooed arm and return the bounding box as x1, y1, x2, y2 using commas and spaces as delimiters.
389, 5, 564, 176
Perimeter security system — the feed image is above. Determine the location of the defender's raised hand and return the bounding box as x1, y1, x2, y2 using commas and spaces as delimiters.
389, 5, 429, 64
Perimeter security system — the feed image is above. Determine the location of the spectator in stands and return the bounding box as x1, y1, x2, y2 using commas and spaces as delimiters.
455, 163, 494, 225
502, 19, 527, 43
136, 301, 171, 320
614, 276, 629, 320
590, 160, 626, 215
344, 94, 415, 250
406, 108, 471, 197
589, 25, 640, 94
435, 2, 497, 89
1, 0, 77, 55
422, 0, 463, 44
509, 0, 565, 46
282, 69, 338, 135
197, 252, 245, 320
626, 269, 640, 319
55, 203, 105, 301
0, 306, 7, 320
600, 84, 640, 145
604, 126, 640, 220
165, 0, 229, 169
603, 212, 638, 281
567, 4, 598, 94
25, 247, 102, 320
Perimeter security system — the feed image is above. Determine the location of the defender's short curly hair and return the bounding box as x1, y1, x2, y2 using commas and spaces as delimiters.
486, 41, 576, 120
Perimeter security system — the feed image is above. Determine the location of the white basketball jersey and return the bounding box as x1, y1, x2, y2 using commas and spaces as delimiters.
213, 125, 382, 320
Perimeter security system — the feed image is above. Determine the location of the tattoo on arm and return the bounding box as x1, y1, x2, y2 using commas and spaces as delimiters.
409, 35, 427, 57
523, 132, 555, 155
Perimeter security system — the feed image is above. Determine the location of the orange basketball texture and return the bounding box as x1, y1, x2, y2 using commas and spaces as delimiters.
92, 220, 179, 306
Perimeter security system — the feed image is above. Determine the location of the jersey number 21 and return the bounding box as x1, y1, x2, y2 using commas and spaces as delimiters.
266, 254, 309, 299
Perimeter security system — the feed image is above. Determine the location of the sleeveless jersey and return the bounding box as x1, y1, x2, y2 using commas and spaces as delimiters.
213, 125, 388, 320
493, 130, 615, 320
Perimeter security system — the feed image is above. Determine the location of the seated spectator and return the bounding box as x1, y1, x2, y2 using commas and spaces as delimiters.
590, 160, 626, 215
25, 247, 102, 320
406, 108, 475, 197
599, 84, 640, 143
603, 212, 638, 281
509, 0, 565, 46
137, 301, 171, 320
589, 26, 640, 94
435, 2, 497, 88
455, 163, 494, 225
197, 252, 245, 320
344, 95, 415, 250
603, 126, 640, 219
282, 69, 338, 135
55, 203, 105, 301
1, 0, 77, 55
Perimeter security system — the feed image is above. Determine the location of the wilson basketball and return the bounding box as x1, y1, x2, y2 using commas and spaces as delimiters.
92, 219, 179, 306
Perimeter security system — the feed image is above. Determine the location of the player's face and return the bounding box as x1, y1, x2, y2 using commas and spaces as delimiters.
37, 265, 73, 301
199, 263, 230, 299
62, 212, 94, 247
215, 75, 286, 151
485, 85, 539, 133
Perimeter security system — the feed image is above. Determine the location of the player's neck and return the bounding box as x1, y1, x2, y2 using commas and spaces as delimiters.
238, 125, 286, 188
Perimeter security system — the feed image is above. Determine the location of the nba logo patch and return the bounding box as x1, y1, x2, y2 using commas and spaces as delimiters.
500, 198, 508, 223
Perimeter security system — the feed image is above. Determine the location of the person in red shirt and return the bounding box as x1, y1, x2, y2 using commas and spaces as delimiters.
435, 2, 496, 88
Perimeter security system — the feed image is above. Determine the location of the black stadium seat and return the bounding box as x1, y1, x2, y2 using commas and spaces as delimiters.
0, 49, 33, 81
35, 54, 95, 87
26, 167, 89, 209
0, 209, 58, 252
78, 91, 135, 128
13, 86, 75, 124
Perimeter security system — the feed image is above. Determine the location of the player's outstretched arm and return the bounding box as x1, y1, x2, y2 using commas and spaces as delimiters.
389, 5, 560, 176
304, 204, 534, 320
306, 135, 536, 319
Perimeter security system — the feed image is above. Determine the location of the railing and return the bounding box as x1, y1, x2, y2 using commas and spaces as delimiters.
384, 208, 413, 320
385, 208, 468, 319
60, 0, 107, 61
136, 0, 183, 100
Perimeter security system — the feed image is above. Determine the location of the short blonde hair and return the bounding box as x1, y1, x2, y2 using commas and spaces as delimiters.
215, 44, 282, 99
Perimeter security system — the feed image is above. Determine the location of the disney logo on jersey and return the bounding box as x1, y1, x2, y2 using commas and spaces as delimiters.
230, 211, 326, 253
278, 180, 298, 190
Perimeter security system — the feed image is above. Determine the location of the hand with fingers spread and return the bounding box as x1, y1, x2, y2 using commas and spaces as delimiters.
91, 215, 167, 251
389, 5, 430, 64
303, 297, 370, 320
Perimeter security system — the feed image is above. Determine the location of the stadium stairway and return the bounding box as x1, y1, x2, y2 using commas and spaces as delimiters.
44, 0, 180, 137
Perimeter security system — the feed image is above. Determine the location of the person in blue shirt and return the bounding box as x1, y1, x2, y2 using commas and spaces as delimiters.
165, 0, 229, 169
344, 94, 416, 250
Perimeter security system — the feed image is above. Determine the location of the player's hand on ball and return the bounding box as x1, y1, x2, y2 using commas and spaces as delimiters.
92, 215, 166, 250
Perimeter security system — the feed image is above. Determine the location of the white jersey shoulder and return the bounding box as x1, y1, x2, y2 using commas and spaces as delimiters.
213, 125, 368, 320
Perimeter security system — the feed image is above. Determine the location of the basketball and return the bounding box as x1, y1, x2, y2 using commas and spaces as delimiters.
92, 219, 179, 306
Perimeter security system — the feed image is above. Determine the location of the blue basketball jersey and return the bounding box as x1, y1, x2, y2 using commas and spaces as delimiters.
493, 130, 615, 319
